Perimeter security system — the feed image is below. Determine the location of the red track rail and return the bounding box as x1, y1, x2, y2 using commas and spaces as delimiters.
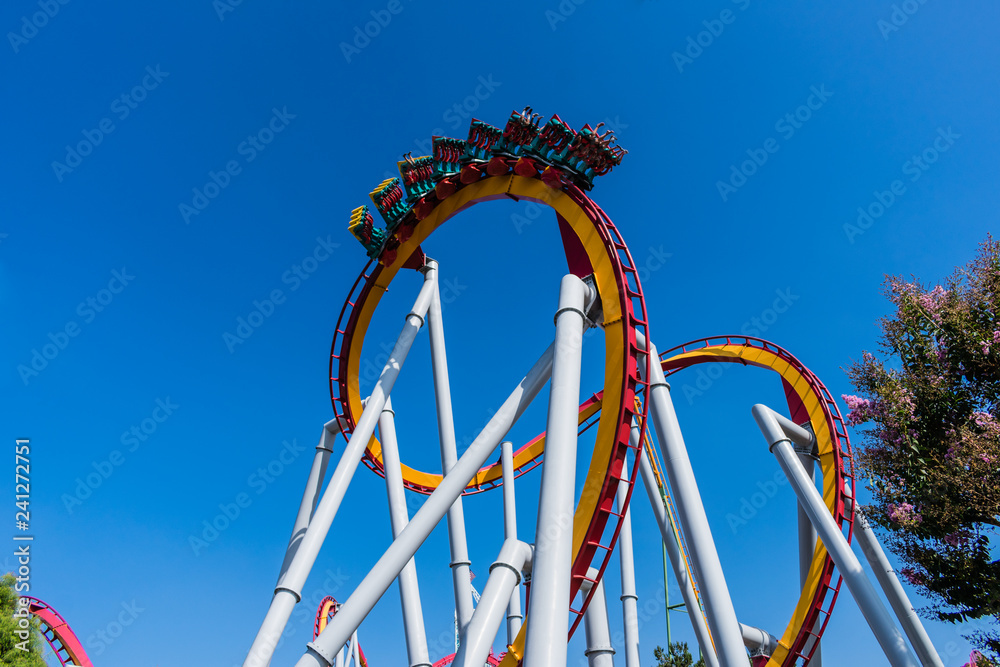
328, 150, 650, 643
26, 596, 93, 667
658, 335, 856, 666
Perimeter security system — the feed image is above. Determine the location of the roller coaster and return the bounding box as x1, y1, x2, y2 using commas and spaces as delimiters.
26, 108, 948, 667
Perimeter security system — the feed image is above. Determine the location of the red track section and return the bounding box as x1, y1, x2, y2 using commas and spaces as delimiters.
26, 596, 93, 667
328, 158, 652, 642
313, 595, 368, 667
658, 336, 856, 666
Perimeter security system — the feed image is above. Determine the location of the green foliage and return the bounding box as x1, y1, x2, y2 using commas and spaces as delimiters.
653, 642, 705, 667
0, 573, 46, 667
845, 235, 1000, 658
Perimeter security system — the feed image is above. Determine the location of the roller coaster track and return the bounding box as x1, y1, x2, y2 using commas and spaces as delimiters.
25, 596, 93, 667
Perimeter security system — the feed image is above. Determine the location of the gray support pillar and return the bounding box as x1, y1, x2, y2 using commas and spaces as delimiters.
637, 335, 746, 667
580, 568, 616, 667
378, 397, 432, 667
501, 441, 523, 645
277, 418, 342, 582
615, 459, 641, 667
752, 405, 919, 667
454, 539, 533, 667
636, 425, 719, 667
346, 634, 357, 667
295, 341, 558, 667
738, 623, 778, 655
244, 272, 437, 667
425, 260, 474, 636
797, 454, 822, 667
524, 275, 590, 667
845, 486, 943, 667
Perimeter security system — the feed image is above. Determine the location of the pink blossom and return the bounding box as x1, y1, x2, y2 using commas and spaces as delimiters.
900, 567, 925, 586
918, 286, 948, 323
888, 502, 922, 524
842, 394, 876, 426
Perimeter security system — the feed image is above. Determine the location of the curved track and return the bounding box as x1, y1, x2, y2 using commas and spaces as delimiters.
26, 596, 93, 667
330, 110, 651, 649
326, 110, 859, 666
314, 596, 368, 667
658, 336, 856, 666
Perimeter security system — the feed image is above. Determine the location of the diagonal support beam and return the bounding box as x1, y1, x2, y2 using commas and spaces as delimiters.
243, 270, 437, 667
635, 332, 746, 666
752, 404, 919, 667
295, 341, 558, 667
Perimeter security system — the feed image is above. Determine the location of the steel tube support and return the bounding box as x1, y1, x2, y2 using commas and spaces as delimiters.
379, 397, 432, 667
295, 341, 558, 667
523, 275, 590, 667
243, 272, 437, 667
501, 441, 523, 646
425, 259, 475, 636
797, 454, 822, 667
580, 568, 617, 667
615, 458, 641, 667
277, 418, 342, 582
637, 334, 745, 667
454, 539, 533, 667
738, 623, 778, 655
753, 404, 919, 667
636, 425, 719, 667
845, 486, 944, 667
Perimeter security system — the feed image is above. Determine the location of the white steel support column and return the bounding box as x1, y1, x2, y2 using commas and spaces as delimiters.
753, 404, 919, 667
637, 334, 745, 667
296, 341, 559, 667
636, 425, 719, 667
277, 417, 343, 582
244, 272, 437, 667
797, 454, 822, 667
346, 634, 357, 667
845, 487, 944, 667
425, 259, 474, 636
501, 441, 523, 645
524, 275, 591, 667
580, 568, 617, 667
454, 539, 533, 667
615, 458, 641, 667
378, 397, 432, 667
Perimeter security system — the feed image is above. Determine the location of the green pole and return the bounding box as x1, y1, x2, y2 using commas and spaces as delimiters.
663, 541, 671, 646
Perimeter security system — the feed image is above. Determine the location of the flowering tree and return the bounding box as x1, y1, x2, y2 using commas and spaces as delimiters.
844, 236, 1000, 660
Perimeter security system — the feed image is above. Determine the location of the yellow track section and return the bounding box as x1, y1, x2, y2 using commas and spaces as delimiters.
340, 176, 635, 666
661, 344, 839, 667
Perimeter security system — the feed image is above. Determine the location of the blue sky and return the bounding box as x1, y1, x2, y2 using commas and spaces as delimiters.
1, 1, 997, 665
